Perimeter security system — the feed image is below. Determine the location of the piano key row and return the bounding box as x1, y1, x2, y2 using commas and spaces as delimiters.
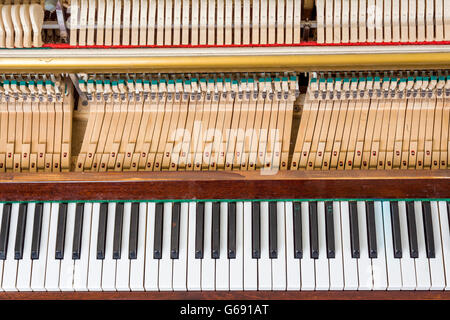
0, 200, 449, 291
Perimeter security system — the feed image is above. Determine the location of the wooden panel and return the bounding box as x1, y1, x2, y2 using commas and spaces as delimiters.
0, 170, 448, 201
0, 291, 449, 300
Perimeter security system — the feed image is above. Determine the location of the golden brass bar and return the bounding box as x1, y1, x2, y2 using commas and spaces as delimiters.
0, 52, 448, 73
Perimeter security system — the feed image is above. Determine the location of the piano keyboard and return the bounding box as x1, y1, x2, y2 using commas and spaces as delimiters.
0, 199, 449, 292
292, 73, 450, 170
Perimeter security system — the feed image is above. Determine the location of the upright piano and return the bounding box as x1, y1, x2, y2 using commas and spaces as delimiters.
0, 0, 448, 300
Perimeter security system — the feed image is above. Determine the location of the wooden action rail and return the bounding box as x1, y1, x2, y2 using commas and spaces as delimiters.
0, 170, 447, 201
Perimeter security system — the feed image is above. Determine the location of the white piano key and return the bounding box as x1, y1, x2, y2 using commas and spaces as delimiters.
382, 201, 402, 290
372, 201, 387, 290
116, 202, 131, 291
340, 201, 358, 290
229, 202, 244, 290
201, 202, 215, 291
44, 203, 61, 291
398, 201, 417, 290
357, 201, 373, 290
187, 202, 201, 290
87, 203, 103, 291
258, 202, 272, 290
329, 201, 344, 290
285, 202, 300, 290
413, 201, 431, 290
129, 202, 147, 291
31, 202, 51, 291
159, 202, 173, 291
271, 202, 286, 291
16, 203, 35, 291
173, 202, 189, 291
243, 201, 257, 290
0, 204, 4, 292
144, 202, 159, 291
59, 203, 76, 291
315, 202, 329, 290
429, 201, 445, 290
301, 201, 315, 290
101, 202, 116, 291
2, 203, 19, 291
74, 202, 92, 291
215, 202, 229, 290
438, 201, 450, 290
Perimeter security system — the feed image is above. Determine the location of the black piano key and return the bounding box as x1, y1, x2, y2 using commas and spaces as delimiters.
72, 203, 84, 260
293, 202, 302, 259
0, 204, 12, 260
309, 201, 319, 259
97, 202, 108, 260
113, 203, 124, 259
129, 203, 139, 259
269, 202, 278, 259
406, 202, 419, 258
252, 202, 261, 259
14, 203, 28, 260
195, 202, 204, 259
349, 201, 360, 259
390, 201, 402, 259
325, 201, 335, 259
227, 202, 236, 259
447, 201, 450, 231
422, 201, 435, 259
170, 203, 181, 259
31, 203, 43, 260
365, 201, 378, 259
55, 203, 68, 260
153, 202, 164, 259
211, 202, 220, 259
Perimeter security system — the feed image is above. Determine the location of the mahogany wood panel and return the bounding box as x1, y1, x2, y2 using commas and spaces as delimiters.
0, 291, 449, 300
0, 170, 448, 201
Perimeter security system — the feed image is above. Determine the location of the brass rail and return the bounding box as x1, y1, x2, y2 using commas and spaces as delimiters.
0, 48, 448, 73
